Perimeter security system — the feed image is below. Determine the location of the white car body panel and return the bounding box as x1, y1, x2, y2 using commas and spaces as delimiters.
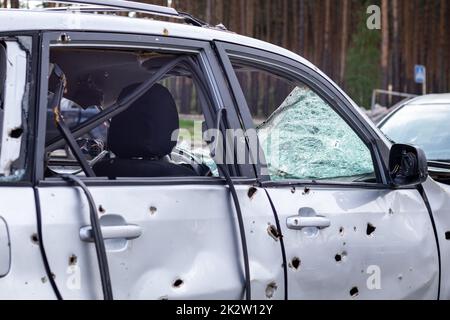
37, 185, 284, 300
421, 179, 450, 300
268, 186, 439, 299
0, 188, 55, 299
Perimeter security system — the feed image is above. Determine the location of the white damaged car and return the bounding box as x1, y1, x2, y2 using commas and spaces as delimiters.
0, 0, 450, 300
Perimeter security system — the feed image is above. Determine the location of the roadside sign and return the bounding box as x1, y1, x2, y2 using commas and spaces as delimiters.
414, 65, 427, 95
415, 65, 426, 84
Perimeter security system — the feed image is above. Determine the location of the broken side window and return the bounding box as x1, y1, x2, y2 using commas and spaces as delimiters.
45, 48, 219, 179
0, 38, 30, 182
230, 60, 376, 183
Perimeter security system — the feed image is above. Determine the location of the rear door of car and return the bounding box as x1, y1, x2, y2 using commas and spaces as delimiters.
34, 30, 287, 300
34, 31, 252, 300
215, 42, 440, 300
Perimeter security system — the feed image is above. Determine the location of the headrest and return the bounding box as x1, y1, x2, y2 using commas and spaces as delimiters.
108, 83, 179, 159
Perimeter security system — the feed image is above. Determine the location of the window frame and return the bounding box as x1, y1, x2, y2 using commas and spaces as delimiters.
214, 41, 390, 188
35, 31, 254, 186
0, 32, 38, 186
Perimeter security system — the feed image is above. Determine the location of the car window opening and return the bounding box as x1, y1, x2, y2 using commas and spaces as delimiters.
44, 48, 221, 180
44, 46, 252, 300
230, 58, 378, 184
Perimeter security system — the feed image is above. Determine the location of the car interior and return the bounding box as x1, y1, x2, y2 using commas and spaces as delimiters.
45, 48, 216, 179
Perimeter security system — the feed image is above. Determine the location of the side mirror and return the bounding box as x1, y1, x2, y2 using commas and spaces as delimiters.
389, 144, 428, 187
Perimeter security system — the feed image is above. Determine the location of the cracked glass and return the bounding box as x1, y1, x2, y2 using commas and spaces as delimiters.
231, 60, 376, 182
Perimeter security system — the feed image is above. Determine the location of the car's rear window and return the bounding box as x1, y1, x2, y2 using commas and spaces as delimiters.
380, 104, 450, 161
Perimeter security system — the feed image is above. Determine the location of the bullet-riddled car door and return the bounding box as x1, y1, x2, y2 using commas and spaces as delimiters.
35, 33, 253, 300
216, 42, 440, 300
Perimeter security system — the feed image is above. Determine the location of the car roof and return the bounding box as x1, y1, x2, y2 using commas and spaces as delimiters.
406, 93, 450, 105
0, 9, 318, 70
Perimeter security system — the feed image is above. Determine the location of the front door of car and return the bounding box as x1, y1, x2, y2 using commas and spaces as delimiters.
216, 42, 440, 300
33, 32, 264, 300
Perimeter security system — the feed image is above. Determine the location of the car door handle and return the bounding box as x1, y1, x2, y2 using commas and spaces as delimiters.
286, 216, 331, 230
80, 224, 143, 242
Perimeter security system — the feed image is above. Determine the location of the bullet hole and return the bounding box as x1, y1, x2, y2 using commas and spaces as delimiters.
248, 187, 258, 199
350, 286, 359, 298
398, 274, 403, 281
290, 257, 301, 270
302, 187, 311, 195
98, 205, 106, 214
353, 226, 357, 232
291, 187, 296, 194
265, 282, 278, 299
366, 223, 376, 236
388, 208, 394, 215
41, 277, 47, 284
9, 127, 23, 139
58, 32, 71, 43
335, 251, 347, 263
445, 232, 450, 240
173, 279, 184, 288
339, 227, 345, 236
31, 233, 39, 245
69, 254, 77, 266
163, 28, 169, 36
267, 224, 281, 241
159, 296, 169, 300
149, 206, 157, 215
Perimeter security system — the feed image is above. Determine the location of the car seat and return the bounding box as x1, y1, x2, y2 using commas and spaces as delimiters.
93, 83, 196, 178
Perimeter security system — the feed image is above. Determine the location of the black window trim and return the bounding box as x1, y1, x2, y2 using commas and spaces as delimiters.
34, 31, 252, 184
214, 41, 394, 189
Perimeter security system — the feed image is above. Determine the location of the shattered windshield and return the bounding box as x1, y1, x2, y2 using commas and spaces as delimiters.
258, 86, 375, 182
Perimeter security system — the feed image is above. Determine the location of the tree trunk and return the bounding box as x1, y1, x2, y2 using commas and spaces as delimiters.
380, 0, 390, 103
339, 0, 349, 85
205, 0, 212, 25
438, 0, 447, 91
323, 0, 331, 74
10, 0, 19, 8
392, 0, 400, 94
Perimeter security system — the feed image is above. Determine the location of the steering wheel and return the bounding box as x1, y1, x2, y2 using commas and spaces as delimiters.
170, 148, 212, 177
65, 138, 110, 168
